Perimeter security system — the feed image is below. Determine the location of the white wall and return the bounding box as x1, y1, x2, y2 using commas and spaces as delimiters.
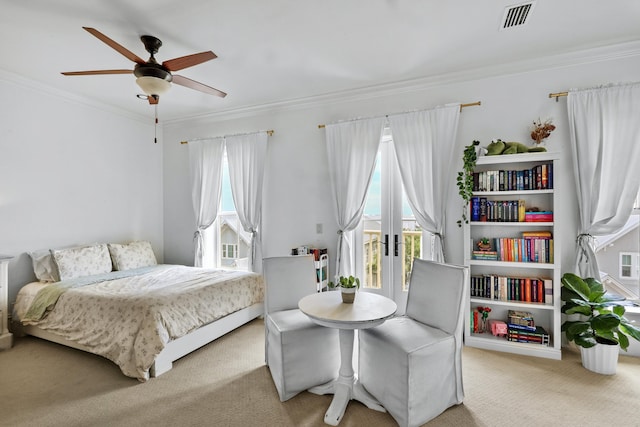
163, 47, 640, 285
0, 73, 164, 304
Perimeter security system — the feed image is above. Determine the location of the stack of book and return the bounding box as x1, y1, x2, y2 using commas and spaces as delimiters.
506, 310, 549, 345
472, 251, 498, 261
525, 211, 553, 222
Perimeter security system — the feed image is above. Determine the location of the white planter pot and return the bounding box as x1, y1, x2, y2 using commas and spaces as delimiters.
340, 287, 356, 304
580, 344, 619, 375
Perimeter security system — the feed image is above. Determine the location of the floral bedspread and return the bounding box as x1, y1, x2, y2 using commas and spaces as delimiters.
20, 265, 264, 380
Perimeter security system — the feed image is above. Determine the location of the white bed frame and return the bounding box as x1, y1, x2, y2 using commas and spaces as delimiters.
15, 302, 264, 377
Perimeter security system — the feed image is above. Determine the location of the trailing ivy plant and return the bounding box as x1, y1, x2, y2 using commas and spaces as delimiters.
456, 140, 480, 227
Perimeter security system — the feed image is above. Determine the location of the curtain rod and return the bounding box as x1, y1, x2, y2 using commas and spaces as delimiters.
180, 130, 274, 144
317, 101, 481, 129
549, 91, 568, 101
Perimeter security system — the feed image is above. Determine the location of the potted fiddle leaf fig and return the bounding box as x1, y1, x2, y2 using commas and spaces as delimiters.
328, 275, 360, 304
561, 273, 640, 374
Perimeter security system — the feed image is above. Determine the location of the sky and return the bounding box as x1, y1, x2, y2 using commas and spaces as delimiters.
364, 151, 413, 217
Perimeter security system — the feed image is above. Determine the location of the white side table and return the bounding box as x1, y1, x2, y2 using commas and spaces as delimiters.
299, 291, 397, 426
0, 255, 13, 350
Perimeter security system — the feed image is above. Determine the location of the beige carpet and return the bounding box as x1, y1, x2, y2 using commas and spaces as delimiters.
1, 319, 639, 427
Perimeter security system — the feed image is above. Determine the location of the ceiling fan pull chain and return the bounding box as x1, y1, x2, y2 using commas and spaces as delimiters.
154, 105, 158, 144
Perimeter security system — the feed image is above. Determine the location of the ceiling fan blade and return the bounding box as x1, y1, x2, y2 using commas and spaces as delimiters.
61, 69, 133, 76
172, 75, 227, 98
162, 51, 217, 71
83, 27, 146, 64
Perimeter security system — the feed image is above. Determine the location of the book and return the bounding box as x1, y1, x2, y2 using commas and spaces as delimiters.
544, 278, 553, 304
525, 211, 553, 222
508, 310, 535, 327
472, 251, 498, 261
470, 197, 480, 221
472, 310, 480, 333
479, 197, 488, 221
522, 230, 553, 238
524, 278, 532, 302
518, 200, 526, 222
507, 325, 550, 345
507, 335, 549, 345
507, 322, 537, 332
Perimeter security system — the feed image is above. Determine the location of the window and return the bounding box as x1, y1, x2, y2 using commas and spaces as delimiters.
203, 150, 248, 271
222, 243, 238, 259
620, 252, 639, 279
594, 189, 640, 300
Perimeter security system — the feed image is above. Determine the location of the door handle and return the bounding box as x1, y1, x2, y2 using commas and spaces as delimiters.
394, 234, 399, 257
383, 234, 389, 256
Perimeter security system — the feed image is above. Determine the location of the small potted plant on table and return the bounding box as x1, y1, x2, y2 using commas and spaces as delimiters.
329, 276, 360, 304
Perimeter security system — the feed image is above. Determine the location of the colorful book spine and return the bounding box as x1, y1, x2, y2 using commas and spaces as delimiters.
470, 276, 552, 304
470, 196, 480, 221
472, 163, 553, 192
525, 211, 554, 222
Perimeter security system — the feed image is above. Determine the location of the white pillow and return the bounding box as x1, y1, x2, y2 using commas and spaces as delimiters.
52, 243, 113, 281
29, 249, 59, 282
29, 243, 99, 282
108, 241, 157, 271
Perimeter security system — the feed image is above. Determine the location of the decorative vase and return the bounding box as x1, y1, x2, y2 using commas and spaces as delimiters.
480, 317, 488, 333
341, 287, 356, 304
580, 344, 619, 375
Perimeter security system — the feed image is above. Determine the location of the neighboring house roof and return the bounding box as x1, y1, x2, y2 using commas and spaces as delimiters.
219, 213, 251, 246
600, 272, 638, 301
595, 215, 639, 252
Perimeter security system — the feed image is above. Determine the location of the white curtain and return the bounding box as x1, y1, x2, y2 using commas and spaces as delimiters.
188, 138, 225, 267
388, 105, 460, 262
226, 131, 269, 273
567, 82, 640, 279
325, 118, 385, 278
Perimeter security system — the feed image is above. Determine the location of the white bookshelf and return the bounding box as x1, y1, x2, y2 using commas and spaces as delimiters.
463, 152, 561, 360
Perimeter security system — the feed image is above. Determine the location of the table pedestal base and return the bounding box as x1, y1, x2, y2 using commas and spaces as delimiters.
308, 329, 385, 426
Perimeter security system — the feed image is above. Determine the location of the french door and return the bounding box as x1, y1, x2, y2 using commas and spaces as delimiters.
355, 136, 422, 311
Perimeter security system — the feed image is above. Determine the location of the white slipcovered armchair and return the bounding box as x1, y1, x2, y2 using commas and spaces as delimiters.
263, 255, 340, 401
358, 258, 469, 427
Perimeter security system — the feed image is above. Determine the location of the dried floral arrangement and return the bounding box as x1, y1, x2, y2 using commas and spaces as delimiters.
530, 118, 556, 145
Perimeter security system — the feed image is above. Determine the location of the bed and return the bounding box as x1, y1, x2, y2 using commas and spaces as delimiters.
12, 241, 264, 381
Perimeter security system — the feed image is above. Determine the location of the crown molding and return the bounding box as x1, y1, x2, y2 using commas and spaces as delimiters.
3, 39, 639, 128
0, 69, 149, 124
165, 39, 640, 127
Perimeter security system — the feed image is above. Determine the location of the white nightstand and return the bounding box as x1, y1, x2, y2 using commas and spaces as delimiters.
0, 255, 13, 350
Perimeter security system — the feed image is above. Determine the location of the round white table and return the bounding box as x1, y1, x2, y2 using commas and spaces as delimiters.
298, 291, 397, 426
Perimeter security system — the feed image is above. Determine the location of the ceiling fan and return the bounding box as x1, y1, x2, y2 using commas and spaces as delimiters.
61, 27, 226, 105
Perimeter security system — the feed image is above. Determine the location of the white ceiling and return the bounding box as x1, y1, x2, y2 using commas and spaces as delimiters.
2, 0, 639, 122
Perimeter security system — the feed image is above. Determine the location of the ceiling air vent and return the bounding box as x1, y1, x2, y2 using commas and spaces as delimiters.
500, 1, 536, 30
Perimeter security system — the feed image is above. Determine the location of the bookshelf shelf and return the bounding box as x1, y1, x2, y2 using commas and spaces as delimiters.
463, 152, 561, 360
469, 297, 555, 311
465, 334, 560, 359
468, 260, 555, 269
470, 221, 554, 227
473, 189, 554, 196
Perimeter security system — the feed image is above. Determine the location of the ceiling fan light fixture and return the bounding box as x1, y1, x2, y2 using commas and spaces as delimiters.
136, 76, 171, 96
